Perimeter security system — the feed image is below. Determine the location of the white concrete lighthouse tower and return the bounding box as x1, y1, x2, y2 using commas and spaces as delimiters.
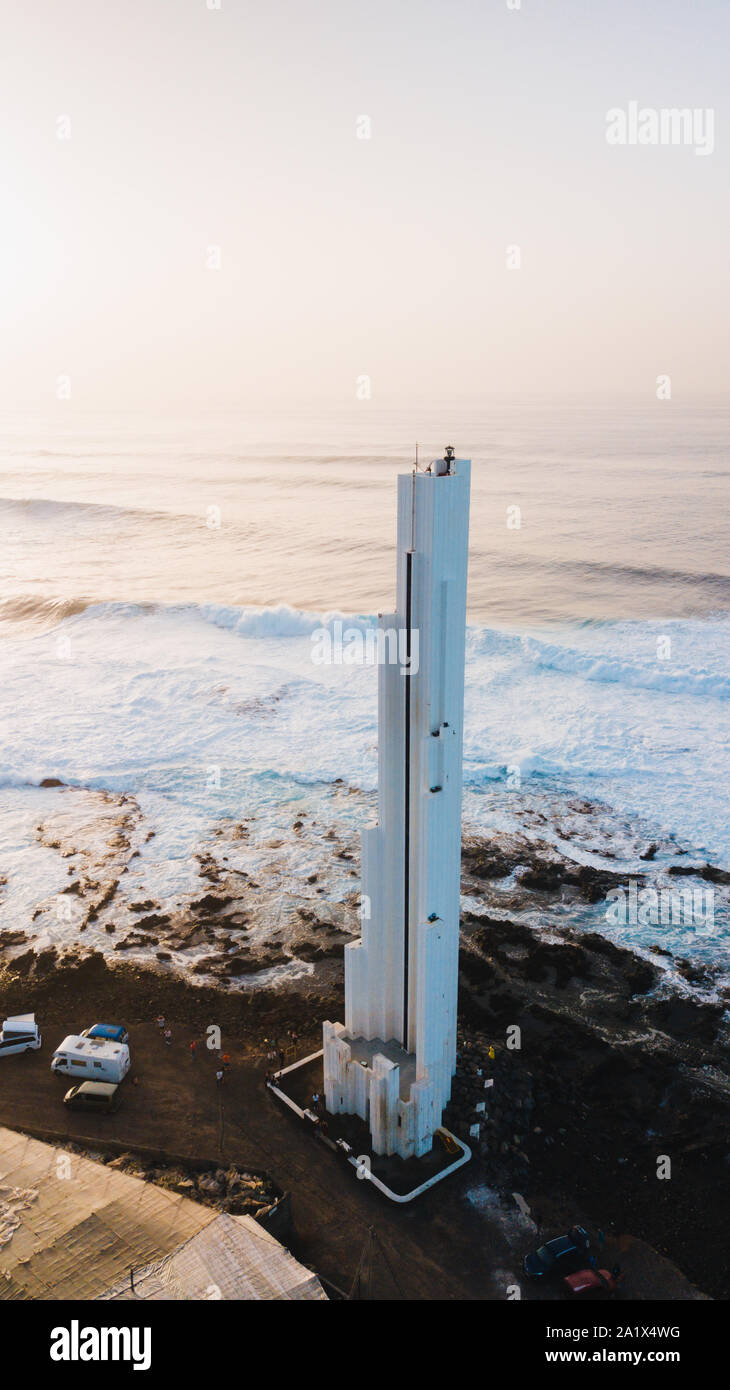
323, 450, 471, 1160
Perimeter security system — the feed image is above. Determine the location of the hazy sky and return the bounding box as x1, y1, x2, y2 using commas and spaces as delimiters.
1, 0, 728, 409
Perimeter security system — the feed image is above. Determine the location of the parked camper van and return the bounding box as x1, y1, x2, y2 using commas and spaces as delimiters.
51, 1034, 130, 1083
0, 1014, 42, 1056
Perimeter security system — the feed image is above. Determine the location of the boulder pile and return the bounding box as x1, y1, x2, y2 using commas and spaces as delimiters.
103, 1153, 279, 1217
444, 1029, 534, 1187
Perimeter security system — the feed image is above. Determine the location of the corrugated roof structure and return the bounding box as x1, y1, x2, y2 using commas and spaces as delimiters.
0, 1127, 326, 1301
100, 1211, 326, 1301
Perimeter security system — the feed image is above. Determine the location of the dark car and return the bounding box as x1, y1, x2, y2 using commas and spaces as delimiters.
523, 1226, 591, 1279
63, 1081, 121, 1114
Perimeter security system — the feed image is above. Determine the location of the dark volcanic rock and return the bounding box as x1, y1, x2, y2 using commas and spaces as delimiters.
564, 864, 636, 903
668, 862, 730, 884
644, 995, 724, 1045
190, 894, 233, 914
700, 863, 730, 885
522, 941, 591, 988
518, 856, 629, 901
220, 956, 259, 977
458, 949, 497, 987
135, 913, 171, 931
462, 846, 515, 880
0, 930, 28, 947
519, 858, 565, 892
288, 939, 322, 963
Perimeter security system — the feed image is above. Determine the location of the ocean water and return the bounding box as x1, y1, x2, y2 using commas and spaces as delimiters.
1, 403, 729, 980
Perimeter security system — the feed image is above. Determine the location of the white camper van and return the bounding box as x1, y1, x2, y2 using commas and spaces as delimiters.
51, 1034, 130, 1083
0, 1014, 42, 1056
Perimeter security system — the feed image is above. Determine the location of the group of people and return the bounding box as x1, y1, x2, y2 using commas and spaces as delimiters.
155, 1015, 173, 1047
155, 1016, 231, 1086
263, 1028, 300, 1071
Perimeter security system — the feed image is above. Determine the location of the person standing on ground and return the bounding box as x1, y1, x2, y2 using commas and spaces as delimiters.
221, 1051, 231, 1072
156, 1015, 165, 1032
164, 1027, 172, 1047
216, 1068, 224, 1088
190, 1040, 197, 1061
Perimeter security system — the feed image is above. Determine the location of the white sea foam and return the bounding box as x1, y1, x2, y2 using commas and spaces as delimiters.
521, 633, 730, 698
197, 602, 376, 639
1, 602, 728, 875
1, 406, 728, 984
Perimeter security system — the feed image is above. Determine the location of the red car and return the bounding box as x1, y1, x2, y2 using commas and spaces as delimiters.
564, 1264, 622, 1297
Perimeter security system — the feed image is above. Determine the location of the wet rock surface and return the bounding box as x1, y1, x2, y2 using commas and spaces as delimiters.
2, 785, 362, 991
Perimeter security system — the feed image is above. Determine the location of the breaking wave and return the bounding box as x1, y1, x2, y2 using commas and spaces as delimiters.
520, 635, 730, 700
6, 597, 730, 705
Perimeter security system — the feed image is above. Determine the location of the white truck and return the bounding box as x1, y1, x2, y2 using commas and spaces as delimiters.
51, 1034, 131, 1083
0, 1014, 42, 1056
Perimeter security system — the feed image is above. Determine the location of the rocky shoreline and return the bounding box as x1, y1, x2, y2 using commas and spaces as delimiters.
1, 816, 728, 1299
4, 781, 729, 998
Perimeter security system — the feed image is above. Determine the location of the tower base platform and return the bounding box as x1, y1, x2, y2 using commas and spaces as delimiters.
268, 1050, 470, 1204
